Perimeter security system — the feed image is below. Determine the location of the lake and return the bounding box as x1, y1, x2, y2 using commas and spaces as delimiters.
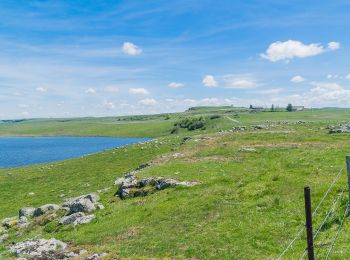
0, 136, 150, 168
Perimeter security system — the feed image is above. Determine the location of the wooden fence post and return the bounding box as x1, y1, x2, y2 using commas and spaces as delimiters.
346, 156, 350, 212
304, 186, 315, 260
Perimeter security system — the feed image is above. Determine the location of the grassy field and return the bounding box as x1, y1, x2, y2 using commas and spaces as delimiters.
1, 107, 350, 259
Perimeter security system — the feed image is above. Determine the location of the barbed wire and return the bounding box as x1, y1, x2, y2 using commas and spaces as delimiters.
277, 166, 344, 259
325, 205, 348, 259
300, 190, 344, 260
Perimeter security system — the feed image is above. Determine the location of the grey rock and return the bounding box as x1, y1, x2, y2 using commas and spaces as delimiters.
0, 233, 8, 244
59, 212, 95, 226
62, 193, 100, 214
114, 173, 138, 186
33, 204, 60, 217
74, 214, 95, 225
135, 163, 151, 171
19, 207, 36, 218
96, 203, 105, 210
2, 216, 17, 228
9, 239, 67, 257
59, 212, 85, 225
18, 216, 29, 229
0, 226, 6, 234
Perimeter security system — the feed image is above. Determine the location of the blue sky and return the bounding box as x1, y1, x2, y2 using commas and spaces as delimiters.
0, 0, 350, 118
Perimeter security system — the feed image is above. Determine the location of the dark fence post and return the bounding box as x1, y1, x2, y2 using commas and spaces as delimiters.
346, 156, 350, 212
304, 186, 315, 260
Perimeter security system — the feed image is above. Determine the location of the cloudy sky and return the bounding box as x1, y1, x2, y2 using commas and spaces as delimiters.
0, 0, 350, 119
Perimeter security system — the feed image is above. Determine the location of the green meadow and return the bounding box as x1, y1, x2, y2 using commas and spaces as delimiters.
1, 107, 350, 259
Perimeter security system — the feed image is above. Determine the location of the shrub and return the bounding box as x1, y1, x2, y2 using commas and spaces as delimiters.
171, 117, 206, 133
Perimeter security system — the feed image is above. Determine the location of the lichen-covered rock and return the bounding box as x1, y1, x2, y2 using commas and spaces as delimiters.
329, 124, 350, 134
2, 216, 18, 228
0, 233, 8, 244
19, 207, 36, 218
18, 216, 29, 229
75, 214, 95, 225
62, 193, 100, 214
115, 175, 201, 199
9, 239, 67, 258
59, 212, 96, 226
33, 204, 60, 217
153, 178, 200, 190
114, 173, 138, 186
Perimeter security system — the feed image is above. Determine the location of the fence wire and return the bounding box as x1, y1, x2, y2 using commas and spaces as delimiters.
277, 166, 345, 259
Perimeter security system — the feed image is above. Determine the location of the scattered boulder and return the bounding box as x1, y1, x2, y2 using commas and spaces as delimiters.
0, 226, 6, 234
115, 173, 138, 186
33, 204, 60, 217
115, 174, 201, 199
329, 124, 350, 134
135, 163, 151, 171
62, 193, 100, 214
232, 126, 247, 131
181, 136, 192, 144
59, 212, 84, 225
19, 207, 36, 218
253, 124, 268, 130
75, 214, 95, 225
0, 233, 8, 244
18, 216, 29, 229
2, 216, 18, 228
9, 239, 67, 258
59, 212, 95, 226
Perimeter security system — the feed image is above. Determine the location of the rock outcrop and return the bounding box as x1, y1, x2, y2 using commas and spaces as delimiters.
62, 193, 100, 215
33, 204, 60, 217
9, 239, 67, 258
115, 174, 201, 199
59, 212, 95, 226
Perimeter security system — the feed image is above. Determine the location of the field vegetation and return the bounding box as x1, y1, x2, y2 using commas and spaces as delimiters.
1, 107, 350, 259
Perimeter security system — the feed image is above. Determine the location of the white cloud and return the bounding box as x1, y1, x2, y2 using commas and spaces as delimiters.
128, 88, 149, 95
36, 87, 47, 92
105, 86, 119, 93
85, 88, 96, 94
346, 74, 350, 80
226, 78, 256, 89
122, 42, 142, 56
261, 40, 339, 62
327, 74, 339, 79
290, 75, 306, 83
138, 98, 157, 106
21, 111, 29, 116
328, 42, 340, 50
18, 104, 28, 108
168, 82, 184, 88
103, 100, 115, 110
202, 75, 218, 87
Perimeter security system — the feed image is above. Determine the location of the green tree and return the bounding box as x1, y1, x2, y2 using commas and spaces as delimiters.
271, 104, 275, 112
286, 103, 293, 112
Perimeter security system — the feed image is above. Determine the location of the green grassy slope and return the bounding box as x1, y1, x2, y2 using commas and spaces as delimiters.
1, 107, 350, 259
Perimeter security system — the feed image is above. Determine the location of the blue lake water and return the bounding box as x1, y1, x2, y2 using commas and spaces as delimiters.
0, 136, 150, 168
